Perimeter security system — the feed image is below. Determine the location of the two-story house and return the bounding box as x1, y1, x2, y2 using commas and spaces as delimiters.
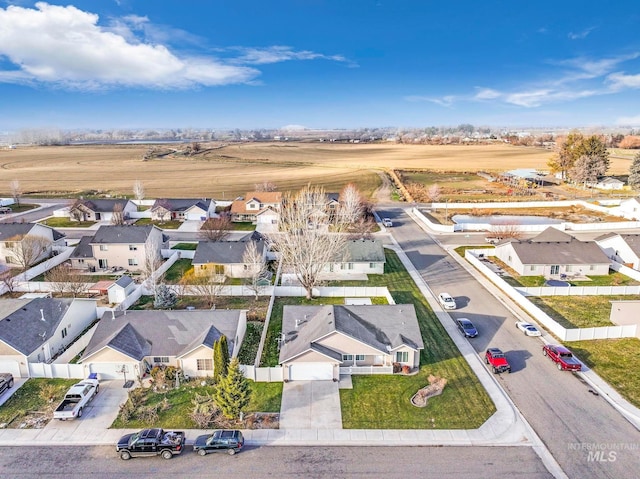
0, 223, 65, 269
230, 191, 282, 223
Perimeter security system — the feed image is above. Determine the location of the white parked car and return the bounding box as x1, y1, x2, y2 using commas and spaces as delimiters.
382, 218, 393, 227
515, 321, 542, 336
438, 292, 457, 310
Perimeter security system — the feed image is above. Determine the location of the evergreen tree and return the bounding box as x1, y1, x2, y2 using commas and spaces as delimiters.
153, 284, 177, 309
629, 152, 640, 190
213, 358, 250, 419
213, 335, 229, 383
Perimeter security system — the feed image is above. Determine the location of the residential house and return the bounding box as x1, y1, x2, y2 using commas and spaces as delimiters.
230, 191, 282, 223
596, 233, 640, 270
279, 304, 424, 381
68, 199, 137, 222
80, 309, 246, 380
595, 177, 624, 190
494, 227, 611, 277
0, 223, 65, 269
192, 238, 266, 279
255, 207, 280, 234
107, 275, 137, 304
613, 197, 640, 220
150, 198, 216, 222
323, 239, 385, 277
0, 297, 97, 377
69, 225, 164, 272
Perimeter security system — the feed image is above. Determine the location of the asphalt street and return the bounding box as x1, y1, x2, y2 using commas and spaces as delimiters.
379, 206, 640, 479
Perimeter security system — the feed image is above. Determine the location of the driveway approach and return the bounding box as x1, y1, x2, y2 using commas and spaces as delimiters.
279, 380, 342, 429
380, 206, 640, 479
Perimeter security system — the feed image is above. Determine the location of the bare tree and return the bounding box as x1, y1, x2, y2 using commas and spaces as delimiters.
68, 199, 86, 222
10, 179, 22, 206
111, 203, 125, 225
200, 216, 232, 241
242, 240, 268, 299
179, 269, 226, 308
133, 180, 145, 202
142, 237, 163, 299
254, 181, 277, 192
45, 265, 88, 297
267, 185, 348, 299
7, 235, 52, 271
490, 222, 523, 240
426, 184, 442, 202
339, 183, 364, 224
0, 267, 18, 295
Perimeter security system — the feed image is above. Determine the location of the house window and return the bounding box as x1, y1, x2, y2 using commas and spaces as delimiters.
61, 328, 67, 339
342, 354, 353, 361
243, 264, 248, 270
128, 258, 138, 266
153, 356, 170, 364
590, 264, 595, 271
197, 359, 213, 371
529, 265, 535, 272
550, 265, 559, 275
347, 263, 354, 270
396, 351, 408, 363
99, 245, 108, 251
507, 255, 512, 262
214, 265, 224, 275
5, 256, 15, 264
129, 245, 137, 251
566, 265, 573, 272
355, 354, 365, 361
369, 263, 375, 269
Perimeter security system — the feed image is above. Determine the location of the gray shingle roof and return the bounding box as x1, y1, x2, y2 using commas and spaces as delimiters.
341, 239, 385, 262
82, 309, 241, 361
114, 275, 134, 288
91, 225, 156, 244
80, 199, 131, 212
0, 298, 73, 355
70, 235, 94, 259
503, 227, 610, 265
151, 199, 212, 212
0, 223, 38, 240
193, 240, 264, 264
596, 233, 640, 256
279, 304, 424, 363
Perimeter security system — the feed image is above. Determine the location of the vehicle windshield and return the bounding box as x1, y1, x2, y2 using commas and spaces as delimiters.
493, 353, 504, 358
128, 433, 140, 445
463, 323, 474, 330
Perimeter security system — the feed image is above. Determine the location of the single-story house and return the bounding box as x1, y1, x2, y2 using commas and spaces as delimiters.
279, 304, 424, 381
150, 198, 216, 222
596, 233, 640, 270
322, 239, 386, 277
0, 297, 98, 377
0, 223, 65, 269
192, 239, 266, 279
68, 199, 137, 222
230, 191, 282, 223
613, 197, 640, 220
494, 227, 611, 277
595, 177, 625, 190
69, 225, 165, 272
81, 309, 246, 380
107, 275, 137, 304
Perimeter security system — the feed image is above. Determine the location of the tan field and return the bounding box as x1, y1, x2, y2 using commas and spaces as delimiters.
0, 142, 632, 199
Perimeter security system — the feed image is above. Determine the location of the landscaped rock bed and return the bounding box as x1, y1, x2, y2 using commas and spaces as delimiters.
410, 375, 447, 407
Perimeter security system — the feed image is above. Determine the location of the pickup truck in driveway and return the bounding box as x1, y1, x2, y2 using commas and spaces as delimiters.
117, 428, 186, 460
542, 344, 582, 371
0, 373, 14, 395
485, 348, 511, 374
53, 378, 99, 420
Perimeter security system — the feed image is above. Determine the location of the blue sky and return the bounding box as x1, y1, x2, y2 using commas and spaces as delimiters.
1, 0, 640, 130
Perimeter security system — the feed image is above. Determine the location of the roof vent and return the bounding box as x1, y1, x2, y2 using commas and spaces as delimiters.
40, 309, 46, 321
295, 319, 300, 329
111, 310, 115, 320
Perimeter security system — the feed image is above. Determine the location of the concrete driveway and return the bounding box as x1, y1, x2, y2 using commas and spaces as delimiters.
279, 381, 342, 429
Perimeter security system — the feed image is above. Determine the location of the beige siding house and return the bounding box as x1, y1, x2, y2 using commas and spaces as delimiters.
280, 304, 423, 381
230, 191, 282, 223
192, 238, 266, 279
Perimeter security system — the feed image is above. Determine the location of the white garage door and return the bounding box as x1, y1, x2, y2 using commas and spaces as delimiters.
288, 362, 333, 381
88, 363, 136, 380
0, 360, 21, 377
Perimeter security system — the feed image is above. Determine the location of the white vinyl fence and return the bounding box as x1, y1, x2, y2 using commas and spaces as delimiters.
240, 365, 283, 382
465, 249, 638, 341
29, 362, 86, 379
516, 285, 640, 297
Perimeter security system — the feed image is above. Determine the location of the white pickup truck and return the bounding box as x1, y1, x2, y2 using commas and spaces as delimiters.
53, 378, 99, 420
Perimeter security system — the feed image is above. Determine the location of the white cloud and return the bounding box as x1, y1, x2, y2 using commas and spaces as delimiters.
568, 27, 595, 40
474, 88, 501, 100
0, 2, 259, 89
231, 46, 350, 66
404, 95, 456, 107
607, 72, 640, 90
503, 89, 597, 107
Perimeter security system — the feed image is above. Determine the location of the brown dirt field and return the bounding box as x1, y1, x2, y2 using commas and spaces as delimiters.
0, 142, 632, 199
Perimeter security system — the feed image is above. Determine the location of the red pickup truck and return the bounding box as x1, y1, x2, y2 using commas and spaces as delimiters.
485, 348, 511, 374
542, 344, 582, 371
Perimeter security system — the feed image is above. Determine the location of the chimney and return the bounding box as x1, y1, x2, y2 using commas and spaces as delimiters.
40, 309, 46, 321
111, 310, 115, 320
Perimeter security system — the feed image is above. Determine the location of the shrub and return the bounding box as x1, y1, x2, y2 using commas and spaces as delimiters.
402, 365, 411, 374
392, 362, 402, 373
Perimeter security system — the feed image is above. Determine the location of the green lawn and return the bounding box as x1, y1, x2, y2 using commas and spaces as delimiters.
0, 378, 78, 428
238, 322, 263, 364
40, 217, 96, 228
263, 250, 496, 429
163, 259, 193, 283
134, 218, 182, 229
231, 222, 256, 231
567, 338, 640, 408
528, 295, 630, 329
111, 380, 282, 429
171, 243, 198, 250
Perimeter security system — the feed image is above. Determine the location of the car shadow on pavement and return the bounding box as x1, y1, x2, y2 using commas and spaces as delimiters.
504, 349, 533, 373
